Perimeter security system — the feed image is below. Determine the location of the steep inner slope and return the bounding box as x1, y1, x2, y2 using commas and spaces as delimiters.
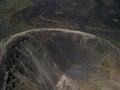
0, 28, 120, 90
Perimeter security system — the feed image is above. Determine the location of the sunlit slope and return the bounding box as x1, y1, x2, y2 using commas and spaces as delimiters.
0, 28, 120, 90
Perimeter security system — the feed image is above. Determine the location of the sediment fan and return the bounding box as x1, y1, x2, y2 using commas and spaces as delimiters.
0, 28, 120, 90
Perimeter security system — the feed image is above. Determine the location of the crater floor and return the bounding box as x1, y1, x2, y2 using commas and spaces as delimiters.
0, 28, 120, 90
